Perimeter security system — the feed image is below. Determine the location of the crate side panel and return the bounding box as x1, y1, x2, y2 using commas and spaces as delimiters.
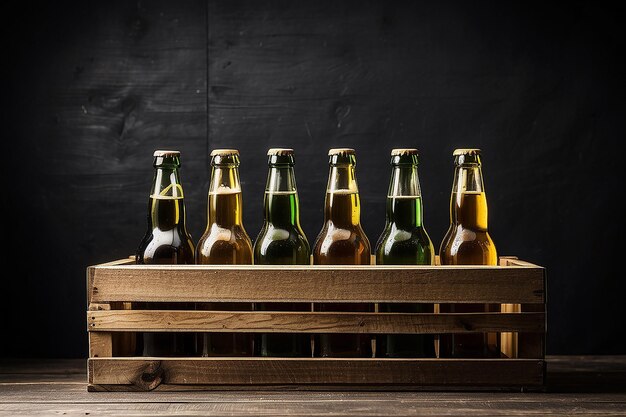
89, 358, 545, 387
91, 265, 545, 303
88, 310, 546, 334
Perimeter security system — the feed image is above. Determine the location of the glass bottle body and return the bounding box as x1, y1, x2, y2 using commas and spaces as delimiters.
254, 151, 311, 357
375, 153, 435, 358
439, 151, 499, 358
196, 151, 254, 356
136, 151, 196, 357
313, 150, 372, 358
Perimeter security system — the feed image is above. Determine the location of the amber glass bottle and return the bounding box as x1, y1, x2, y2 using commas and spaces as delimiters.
196, 149, 253, 356
439, 148, 499, 358
313, 148, 372, 357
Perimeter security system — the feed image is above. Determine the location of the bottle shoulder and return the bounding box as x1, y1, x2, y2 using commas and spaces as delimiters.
376, 222, 432, 242
136, 231, 195, 264
439, 225, 497, 265
196, 225, 253, 264
198, 224, 252, 246
440, 224, 493, 241
313, 223, 371, 253
375, 226, 434, 264
253, 230, 311, 265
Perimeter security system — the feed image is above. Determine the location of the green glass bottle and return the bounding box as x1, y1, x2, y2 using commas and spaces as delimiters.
253, 148, 311, 357
136, 150, 196, 357
375, 149, 435, 358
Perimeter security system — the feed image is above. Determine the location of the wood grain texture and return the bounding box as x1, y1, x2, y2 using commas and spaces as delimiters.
88, 303, 111, 311
2, 403, 626, 417
2, 357, 625, 415
518, 303, 546, 359
503, 258, 547, 359
89, 262, 545, 303
88, 310, 545, 334
88, 333, 113, 358
88, 358, 544, 389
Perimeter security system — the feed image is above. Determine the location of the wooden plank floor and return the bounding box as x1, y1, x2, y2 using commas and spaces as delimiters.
0, 356, 625, 416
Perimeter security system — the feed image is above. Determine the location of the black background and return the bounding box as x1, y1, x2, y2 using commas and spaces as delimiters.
2, 0, 625, 358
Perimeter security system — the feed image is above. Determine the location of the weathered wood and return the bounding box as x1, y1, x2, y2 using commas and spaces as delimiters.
504, 258, 542, 268
86, 257, 546, 389
3, 402, 626, 416
88, 358, 544, 389
108, 302, 137, 357
1, 357, 625, 415
518, 303, 546, 359
87, 266, 95, 305
89, 333, 112, 359
89, 262, 545, 303
88, 303, 111, 311
88, 310, 545, 335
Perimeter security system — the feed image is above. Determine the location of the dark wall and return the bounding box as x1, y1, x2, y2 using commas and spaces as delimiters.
3, 0, 207, 358
2, 0, 625, 357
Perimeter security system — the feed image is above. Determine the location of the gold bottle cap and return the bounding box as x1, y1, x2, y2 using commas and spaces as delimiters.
328, 148, 355, 156
210, 149, 240, 157
267, 148, 294, 156
391, 148, 418, 156
453, 148, 481, 156
153, 150, 180, 157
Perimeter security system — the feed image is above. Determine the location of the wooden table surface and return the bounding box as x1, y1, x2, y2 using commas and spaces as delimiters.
1, 356, 625, 416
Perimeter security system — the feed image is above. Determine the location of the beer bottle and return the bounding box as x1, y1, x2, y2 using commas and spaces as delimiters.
136, 150, 196, 357
253, 148, 311, 357
196, 149, 254, 356
439, 148, 499, 358
313, 148, 372, 357
375, 149, 435, 358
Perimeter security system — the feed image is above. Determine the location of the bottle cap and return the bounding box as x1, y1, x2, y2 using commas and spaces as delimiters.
328, 148, 355, 156
391, 148, 418, 156
453, 148, 481, 156
267, 148, 294, 156
210, 149, 239, 156
153, 150, 180, 157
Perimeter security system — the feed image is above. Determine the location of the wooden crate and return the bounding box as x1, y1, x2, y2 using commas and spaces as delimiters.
86, 256, 546, 391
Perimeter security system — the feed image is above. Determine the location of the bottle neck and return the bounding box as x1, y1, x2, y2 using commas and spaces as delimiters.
208, 165, 244, 227
264, 164, 300, 227
387, 164, 423, 228
325, 164, 361, 227
450, 164, 488, 230
149, 166, 186, 230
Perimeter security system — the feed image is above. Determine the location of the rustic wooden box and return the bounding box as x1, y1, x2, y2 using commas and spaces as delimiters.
86, 256, 546, 391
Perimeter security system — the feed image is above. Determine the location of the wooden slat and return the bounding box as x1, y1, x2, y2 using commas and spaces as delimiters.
504, 258, 542, 268
89, 333, 112, 358
519, 303, 546, 359
504, 258, 546, 359
6, 398, 626, 415
89, 262, 545, 304
88, 303, 111, 311
88, 310, 545, 334
86, 266, 95, 305
88, 358, 544, 389
6, 357, 626, 412
99, 258, 136, 266
87, 260, 134, 305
